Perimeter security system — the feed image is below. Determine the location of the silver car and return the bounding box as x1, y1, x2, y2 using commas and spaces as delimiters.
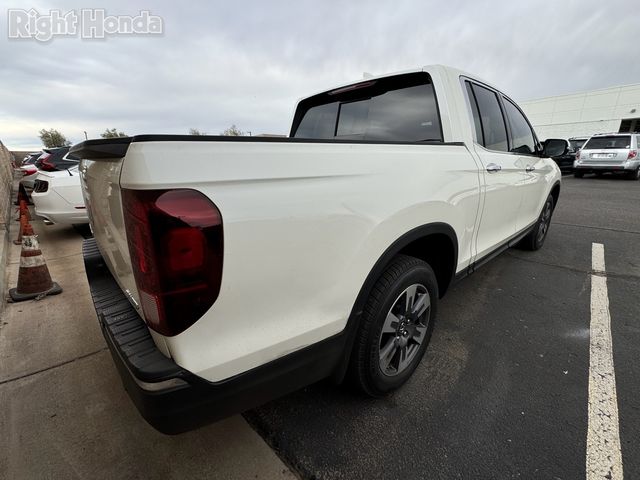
574, 133, 640, 180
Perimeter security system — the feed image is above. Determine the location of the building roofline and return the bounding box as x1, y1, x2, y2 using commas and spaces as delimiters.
521, 81, 640, 104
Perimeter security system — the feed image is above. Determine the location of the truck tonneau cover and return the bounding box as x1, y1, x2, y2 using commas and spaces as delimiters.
71, 135, 464, 161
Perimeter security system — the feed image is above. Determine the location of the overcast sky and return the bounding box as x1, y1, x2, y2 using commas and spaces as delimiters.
1, 0, 638, 149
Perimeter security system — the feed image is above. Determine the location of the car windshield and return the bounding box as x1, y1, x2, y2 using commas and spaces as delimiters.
583, 136, 631, 150
569, 139, 586, 151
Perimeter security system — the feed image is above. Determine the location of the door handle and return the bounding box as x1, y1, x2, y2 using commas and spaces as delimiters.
526, 165, 536, 172
486, 163, 502, 173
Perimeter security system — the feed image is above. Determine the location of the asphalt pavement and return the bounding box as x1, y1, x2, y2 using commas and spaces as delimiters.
2, 173, 637, 480
0, 215, 294, 480
245, 174, 640, 479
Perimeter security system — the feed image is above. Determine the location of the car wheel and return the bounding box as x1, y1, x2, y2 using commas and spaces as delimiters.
518, 194, 554, 251
348, 255, 438, 397
574, 171, 584, 178
626, 168, 640, 180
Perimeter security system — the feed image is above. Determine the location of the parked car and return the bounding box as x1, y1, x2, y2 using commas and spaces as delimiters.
31, 166, 89, 225
18, 163, 39, 191
73, 65, 567, 434
35, 147, 79, 172
21, 151, 42, 166
552, 136, 588, 172
574, 133, 640, 179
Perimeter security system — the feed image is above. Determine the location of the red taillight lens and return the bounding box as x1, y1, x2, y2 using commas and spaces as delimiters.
628, 150, 637, 160
122, 188, 223, 336
41, 158, 56, 171
576, 150, 581, 160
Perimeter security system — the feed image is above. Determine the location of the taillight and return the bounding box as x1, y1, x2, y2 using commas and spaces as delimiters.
37, 153, 51, 169
122, 188, 223, 336
41, 158, 56, 171
576, 150, 581, 160
628, 150, 637, 160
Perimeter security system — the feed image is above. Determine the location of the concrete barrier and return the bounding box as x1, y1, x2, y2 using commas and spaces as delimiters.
0, 141, 17, 309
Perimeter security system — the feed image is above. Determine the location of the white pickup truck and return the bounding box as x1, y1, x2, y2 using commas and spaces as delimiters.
73, 65, 567, 433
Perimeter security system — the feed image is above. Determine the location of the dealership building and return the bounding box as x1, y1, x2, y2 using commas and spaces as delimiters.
519, 82, 640, 141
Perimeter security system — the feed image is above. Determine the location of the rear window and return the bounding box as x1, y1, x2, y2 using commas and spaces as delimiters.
291, 72, 442, 142
584, 136, 631, 150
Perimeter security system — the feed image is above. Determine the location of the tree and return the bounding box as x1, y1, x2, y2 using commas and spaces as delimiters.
39, 129, 71, 148
101, 128, 127, 138
189, 128, 206, 135
220, 124, 245, 136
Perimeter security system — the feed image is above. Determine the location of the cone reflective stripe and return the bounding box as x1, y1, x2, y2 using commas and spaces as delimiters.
9, 224, 62, 302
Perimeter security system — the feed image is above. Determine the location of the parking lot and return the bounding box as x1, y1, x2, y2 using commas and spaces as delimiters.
1, 174, 639, 479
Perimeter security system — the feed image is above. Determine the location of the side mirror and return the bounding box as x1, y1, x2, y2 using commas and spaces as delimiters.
542, 138, 568, 158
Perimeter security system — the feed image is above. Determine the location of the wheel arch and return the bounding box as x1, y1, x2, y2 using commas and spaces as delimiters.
550, 181, 561, 211
332, 222, 459, 383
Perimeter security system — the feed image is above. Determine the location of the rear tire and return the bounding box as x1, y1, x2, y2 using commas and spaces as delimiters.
626, 167, 640, 180
348, 255, 438, 397
574, 171, 584, 178
518, 194, 554, 251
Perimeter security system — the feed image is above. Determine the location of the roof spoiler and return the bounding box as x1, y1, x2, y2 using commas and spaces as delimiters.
70, 137, 133, 160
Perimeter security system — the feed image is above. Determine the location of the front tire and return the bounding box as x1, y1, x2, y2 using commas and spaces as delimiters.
518, 194, 554, 251
348, 255, 438, 397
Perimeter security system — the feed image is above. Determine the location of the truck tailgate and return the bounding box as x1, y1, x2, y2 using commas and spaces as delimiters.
75, 139, 154, 347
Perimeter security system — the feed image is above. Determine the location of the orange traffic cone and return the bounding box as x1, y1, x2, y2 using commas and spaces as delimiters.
14, 184, 32, 206
9, 224, 62, 302
13, 212, 27, 245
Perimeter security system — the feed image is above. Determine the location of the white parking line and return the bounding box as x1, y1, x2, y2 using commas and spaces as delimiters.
587, 243, 623, 480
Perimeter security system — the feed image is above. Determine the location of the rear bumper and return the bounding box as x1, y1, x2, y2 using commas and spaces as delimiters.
34, 209, 89, 225
82, 238, 347, 434
552, 156, 575, 170
574, 161, 640, 172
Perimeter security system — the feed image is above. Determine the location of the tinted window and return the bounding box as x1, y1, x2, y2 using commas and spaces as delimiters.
337, 100, 369, 137
292, 73, 442, 142
471, 84, 508, 152
584, 136, 631, 149
465, 82, 483, 144
295, 102, 339, 139
569, 139, 586, 151
503, 98, 536, 154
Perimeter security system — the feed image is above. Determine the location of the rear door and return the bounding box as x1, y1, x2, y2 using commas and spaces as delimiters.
464, 80, 522, 260
500, 95, 548, 231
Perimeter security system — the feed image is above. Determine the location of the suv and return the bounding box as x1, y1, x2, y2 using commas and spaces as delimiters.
34, 147, 80, 171
552, 136, 588, 172
574, 133, 640, 179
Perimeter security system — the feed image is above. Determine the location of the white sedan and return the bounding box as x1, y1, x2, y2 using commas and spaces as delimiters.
31, 166, 89, 224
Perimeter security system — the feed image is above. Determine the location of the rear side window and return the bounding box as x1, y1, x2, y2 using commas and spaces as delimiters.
502, 98, 536, 154
469, 83, 509, 152
584, 136, 631, 149
292, 72, 442, 142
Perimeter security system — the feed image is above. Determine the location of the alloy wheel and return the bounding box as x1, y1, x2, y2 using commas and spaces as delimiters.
378, 284, 430, 376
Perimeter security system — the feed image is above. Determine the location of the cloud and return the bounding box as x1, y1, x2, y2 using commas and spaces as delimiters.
0, 0, 637, 149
